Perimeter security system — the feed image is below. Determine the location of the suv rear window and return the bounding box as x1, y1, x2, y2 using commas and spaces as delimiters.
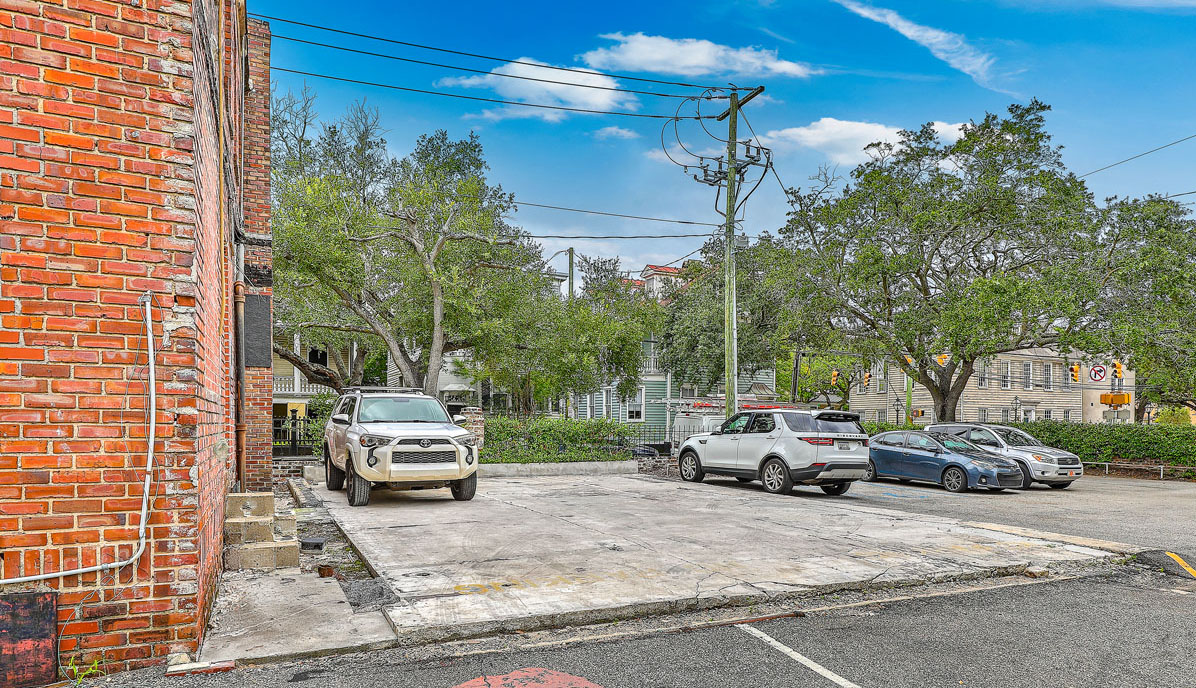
814, 416, 865, 434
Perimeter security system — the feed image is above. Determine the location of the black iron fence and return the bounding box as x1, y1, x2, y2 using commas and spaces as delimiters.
273, 417, 317, 457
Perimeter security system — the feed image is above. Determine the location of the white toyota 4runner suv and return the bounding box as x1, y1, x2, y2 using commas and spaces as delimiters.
677, 409, 869, 496
323, 388, 478, 507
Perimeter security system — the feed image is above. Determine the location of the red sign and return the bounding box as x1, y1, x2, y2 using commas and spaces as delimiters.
1089, 365, 1107, 382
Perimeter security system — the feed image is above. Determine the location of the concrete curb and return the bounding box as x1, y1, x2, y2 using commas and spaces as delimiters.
378, 562, 1064, 647
961, 521, 1149, 555
478, 460, 638, 478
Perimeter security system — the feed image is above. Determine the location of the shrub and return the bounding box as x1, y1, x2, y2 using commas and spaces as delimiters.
306, 390, 338, 456
480, 416, 638, 463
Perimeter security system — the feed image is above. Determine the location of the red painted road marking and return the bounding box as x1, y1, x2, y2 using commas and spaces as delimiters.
452, 668, 604, 687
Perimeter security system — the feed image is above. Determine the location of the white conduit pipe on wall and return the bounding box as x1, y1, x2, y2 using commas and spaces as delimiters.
0, 294, 157, 586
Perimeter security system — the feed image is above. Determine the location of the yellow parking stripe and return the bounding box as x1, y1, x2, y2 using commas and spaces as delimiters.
1165, 552, 1196, 579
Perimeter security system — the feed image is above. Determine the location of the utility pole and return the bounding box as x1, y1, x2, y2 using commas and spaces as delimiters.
714, 86, 764, 417
567, 247, 574, 300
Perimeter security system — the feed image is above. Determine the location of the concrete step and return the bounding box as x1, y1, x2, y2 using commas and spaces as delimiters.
273, 513, 297, 540
225, 541, 300, 571
223, 516, 274, 545
226, 492, 274, 518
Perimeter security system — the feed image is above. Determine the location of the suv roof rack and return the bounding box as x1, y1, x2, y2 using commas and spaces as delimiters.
343, 386, 426, 395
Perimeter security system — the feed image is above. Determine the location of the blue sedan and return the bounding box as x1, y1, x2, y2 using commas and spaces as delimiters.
865, 430, 1024, 493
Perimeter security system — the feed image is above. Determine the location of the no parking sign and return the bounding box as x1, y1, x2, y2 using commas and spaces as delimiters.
1089, 364, 1107, 382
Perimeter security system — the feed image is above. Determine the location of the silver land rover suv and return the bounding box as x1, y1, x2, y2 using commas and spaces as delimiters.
323, 388, 478, 506
677, 409, 870, 496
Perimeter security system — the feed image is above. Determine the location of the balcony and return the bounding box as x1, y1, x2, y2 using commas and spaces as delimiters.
642, 354, 662, 375
273, 376, 331, 397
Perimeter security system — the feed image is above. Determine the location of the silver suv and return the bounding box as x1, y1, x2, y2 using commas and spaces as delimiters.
677, 409, 869, 496
926, 423, 1083, 489
323, 388, 479, 506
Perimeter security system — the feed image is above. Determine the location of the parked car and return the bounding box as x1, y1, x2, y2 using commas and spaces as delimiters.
677, 409, 869, 496
866, 430, 1024, 493
323, 387, 479, 506
926, 423, 1083, 489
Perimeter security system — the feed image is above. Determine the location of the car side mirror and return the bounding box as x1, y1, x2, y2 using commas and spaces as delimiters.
331, 413, 350, 426
452, 414, 467, 425
711, 428, 723, 435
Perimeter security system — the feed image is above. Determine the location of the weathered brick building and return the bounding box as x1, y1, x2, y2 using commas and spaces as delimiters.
1, 0, 272, 679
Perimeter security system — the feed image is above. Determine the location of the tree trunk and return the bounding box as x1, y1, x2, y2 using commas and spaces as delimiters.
273, 343, 344, 392
424, 271, 446, 397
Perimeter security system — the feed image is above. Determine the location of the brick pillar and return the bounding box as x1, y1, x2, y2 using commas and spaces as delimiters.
463, 407, 485, 449
240, 19, 273, 492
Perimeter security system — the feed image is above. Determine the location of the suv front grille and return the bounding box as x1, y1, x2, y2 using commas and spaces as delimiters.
1056, 455, 1080, 466
395, 438, 451, 446
391, 450, 457, 464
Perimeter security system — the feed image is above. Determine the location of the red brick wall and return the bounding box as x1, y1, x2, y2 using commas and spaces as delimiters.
0, 0, 265, 674
241, 17, 271, 492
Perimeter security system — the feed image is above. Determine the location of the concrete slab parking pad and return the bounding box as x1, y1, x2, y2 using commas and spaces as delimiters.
314, 475, 1109, 644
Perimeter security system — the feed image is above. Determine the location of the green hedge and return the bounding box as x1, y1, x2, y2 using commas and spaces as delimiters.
1005, 420, 1196, 466
480, 416, 639, 464
862, 419, 1196, 466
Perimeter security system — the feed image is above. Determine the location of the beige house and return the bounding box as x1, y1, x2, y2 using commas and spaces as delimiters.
850, 348, 1134, 424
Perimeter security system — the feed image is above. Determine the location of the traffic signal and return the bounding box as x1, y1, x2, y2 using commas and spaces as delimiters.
862, 371, 872, 387
830, 369, 840, 386
1070, 363, 1081, 383
936, 353, 949, 366
1113, 361, 1124, 379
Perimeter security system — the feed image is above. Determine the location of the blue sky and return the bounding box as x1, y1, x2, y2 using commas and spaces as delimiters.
257, 0, 1196, 276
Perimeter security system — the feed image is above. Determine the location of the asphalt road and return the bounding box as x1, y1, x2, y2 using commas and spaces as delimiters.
702, 473, 1196, 554
103, 568, 1196, 688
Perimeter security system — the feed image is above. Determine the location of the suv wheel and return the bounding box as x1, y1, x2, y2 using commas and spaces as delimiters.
942, 466, 969, 493
325, 445, 345, 491
1016, 462, 1034, 489
679, 452, 704, 482
345, 455, 371, 507
820, 481, 852, 496
760, 458, 793, 495
451, 473, 477, 501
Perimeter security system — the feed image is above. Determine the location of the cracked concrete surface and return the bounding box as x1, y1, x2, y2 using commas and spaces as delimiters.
313, 475, 1111, 644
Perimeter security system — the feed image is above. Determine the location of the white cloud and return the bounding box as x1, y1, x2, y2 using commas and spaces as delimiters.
761, 117, 965, 165
593, 126, 640, 140
439, 58, 637, 122
830, 0, 1004, 92
580, 32, 821, 78
645, 143, 724, 165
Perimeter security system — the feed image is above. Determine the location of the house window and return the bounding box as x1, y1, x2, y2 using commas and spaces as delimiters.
625, 387, 645, 422
680, 383, 698, 398
1043, 409, 1053, 420
1001, 408, 1010, 423
977, 362, 988, 389
1044, 364, 1053, 391
877, 409, 887, 423
1000, 361, 1011, 390
1022, 361, 1033, 390
308, 347, 328, 366
1022, 408, 1035, 422
877, 363, 887, 393
978, 408, 988, 423
1064, 409, 1073, 422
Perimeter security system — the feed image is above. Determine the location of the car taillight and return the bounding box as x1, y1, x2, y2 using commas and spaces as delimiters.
799, 437, 834, 445
862, 438, 869, 447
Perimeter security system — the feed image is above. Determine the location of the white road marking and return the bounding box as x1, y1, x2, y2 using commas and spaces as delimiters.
739, 624, 863, 688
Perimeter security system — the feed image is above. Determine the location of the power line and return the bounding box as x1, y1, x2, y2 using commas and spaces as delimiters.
528, 232, 712, 239
272, 34, 719, 101
254, 13, 748, 92
1078, 132, 1196, 178
274, 67, 707, 120
511, 200, 722, 226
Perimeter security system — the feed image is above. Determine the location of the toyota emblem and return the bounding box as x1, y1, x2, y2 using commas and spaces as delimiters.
419, 439, 431, 448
